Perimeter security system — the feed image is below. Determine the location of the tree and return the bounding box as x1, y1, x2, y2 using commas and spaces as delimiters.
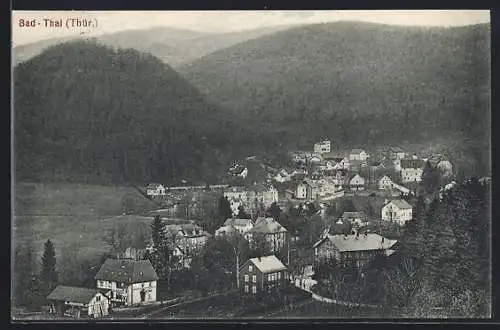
150, 215, 166, 249
103, 221, 132, 255
13, 240, 39, 307
266, 202, 281, 221
40, 240, 58, 296
237, 205, 250, 219
421, 160, 441, 196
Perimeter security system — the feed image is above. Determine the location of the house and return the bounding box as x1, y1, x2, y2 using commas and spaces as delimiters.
391, 182, 411, 196
228, 164, 248, 179
95, 258, 158, 307
146, 183, 166, 197
47, 285, 110, 318
274, 169, 291, 183
294, 182, 308, 199
479, 177, 491, 185
239, 255, 288, 296
381, 199, 413, 225
247, 217, 288, 252
312, 230, 397, 269
378, 175, 393, 190
224, 185, 279, 216
390, 147, 406, 160
164, 223, 210, 268
401, 159, 424, 183
215, 218, 254, 237
341, 211, 368, 227
316, 178, 341, 197
349, 174, 365, 191
314, 140, 331, 154
322, 154, 350, 171
304, 179, 322, 200
307, 154, 323, 164
349, 149, 369, 162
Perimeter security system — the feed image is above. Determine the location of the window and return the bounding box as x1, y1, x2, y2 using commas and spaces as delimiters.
252, 286, 257, 294
252, 275, 257, 283
268, 274, 272, 281
244, 275, 249, 282
277, 272, 281, 280
248, 265, 253, 272
244, 285, 249, 293
96, 295, 101, 302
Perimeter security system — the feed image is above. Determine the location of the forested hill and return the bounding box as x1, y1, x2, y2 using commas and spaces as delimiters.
181, 22, 490, 175
14, 40, 241, 185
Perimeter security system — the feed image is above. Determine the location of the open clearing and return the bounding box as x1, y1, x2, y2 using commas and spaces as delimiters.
13, 182, 158, 262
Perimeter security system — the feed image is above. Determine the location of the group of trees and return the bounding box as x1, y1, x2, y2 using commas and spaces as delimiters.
13, 239, 60, 309
312, 177, 490, 317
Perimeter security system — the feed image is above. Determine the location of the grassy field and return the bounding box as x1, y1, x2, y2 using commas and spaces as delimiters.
13, 182, 158, 262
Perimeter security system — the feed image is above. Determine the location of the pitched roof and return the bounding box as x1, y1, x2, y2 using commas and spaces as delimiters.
401, 159, 424, 169
378, 175, 392, 182
145, 183, 164, 189
342, 211, 366, 219
349, 174, 364, 183
224, 218, 253, 227
385, 199, 412, 210
47, 285, 101, 304
94, 258, 158, 283
390, 147, 405, 153
246, 255, 287, 273
164, 223, 209, 237
315, 233, 397, 252
249, 217, 287, 234
351, 149, 365, 155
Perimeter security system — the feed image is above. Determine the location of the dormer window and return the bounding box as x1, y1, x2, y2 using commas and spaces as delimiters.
249, 265, 253, 272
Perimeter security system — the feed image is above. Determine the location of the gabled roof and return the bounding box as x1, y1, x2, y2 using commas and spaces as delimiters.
385, 199, 412, 210
94, 258, 158, 283
47, 285, 102, 304
351, 149, 366, 155
314, 233, 397, 252
342, 211, 366, 219
244, 255, 287, 274
164, 223, 209, 238
390, 147, 405, 153
378, 175, 392, 182
145, 183, 164, 189
401, 159, 424, 169
349, 174, 364, 182
224, 218, 253, 228
229, 165, 247, 175
249, 217, 287, 234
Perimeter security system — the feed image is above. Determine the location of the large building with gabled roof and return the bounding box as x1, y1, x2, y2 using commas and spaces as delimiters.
94, 258, 158, 306
238, 255, 288, 296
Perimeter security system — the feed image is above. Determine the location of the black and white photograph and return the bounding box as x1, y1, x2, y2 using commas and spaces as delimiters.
11, 10, 491, 320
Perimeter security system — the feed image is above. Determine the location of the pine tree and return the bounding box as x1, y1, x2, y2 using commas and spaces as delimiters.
421, 160, 441, 196
40, 240, 58, 296
150, 215, 166, 249
266, 202, 281, 221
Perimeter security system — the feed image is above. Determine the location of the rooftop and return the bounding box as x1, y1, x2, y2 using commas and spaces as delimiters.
246, 255, 287, 273
351, 149, 366, 154
401, 159, 424, 169
342, 211, 366, 219
47, 285, 101, 304
224, 218, 253, 227
386, 199, 412, 209
314, 233, 397, 252
249, 217, 287, 234
94, 258, 158, 283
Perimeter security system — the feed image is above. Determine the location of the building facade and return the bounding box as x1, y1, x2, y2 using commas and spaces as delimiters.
239, 255, 288, 296
95, 259, 158, 307
47, 285, 110, 318
381, 199, 413, 225
314, 140, 331, 154
401, 159, 424, 183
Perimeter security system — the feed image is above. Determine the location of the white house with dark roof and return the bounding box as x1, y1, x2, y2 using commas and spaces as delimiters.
95, 258, 158, 306
145, 183, 166, 196
228, 164, 248, 179
215, 218, 254, 238
349, 174, 365, 191
313, 231, 397, 269
401, 159, 424, 183
47, 285, 110, 318
381, 199, 413, 225
349, 149, 369, 162
378, 175, 393, 190
247, 217, 288, 252
239, 255, 288, 295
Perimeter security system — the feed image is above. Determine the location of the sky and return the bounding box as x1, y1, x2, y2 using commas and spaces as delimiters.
12, 10, 490, 47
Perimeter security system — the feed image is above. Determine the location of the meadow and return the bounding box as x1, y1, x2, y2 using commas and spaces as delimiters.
13, 182, 158, 262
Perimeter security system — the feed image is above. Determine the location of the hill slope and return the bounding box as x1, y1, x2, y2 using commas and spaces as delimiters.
13, 25, 293, 68
181, 22, 490, 172
14, 40, 240, 184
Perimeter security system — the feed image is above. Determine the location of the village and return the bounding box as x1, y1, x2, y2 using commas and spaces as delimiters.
37, 139, 488, 319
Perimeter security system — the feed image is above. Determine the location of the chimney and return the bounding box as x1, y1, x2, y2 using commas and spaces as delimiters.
258, 256, 261, 262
